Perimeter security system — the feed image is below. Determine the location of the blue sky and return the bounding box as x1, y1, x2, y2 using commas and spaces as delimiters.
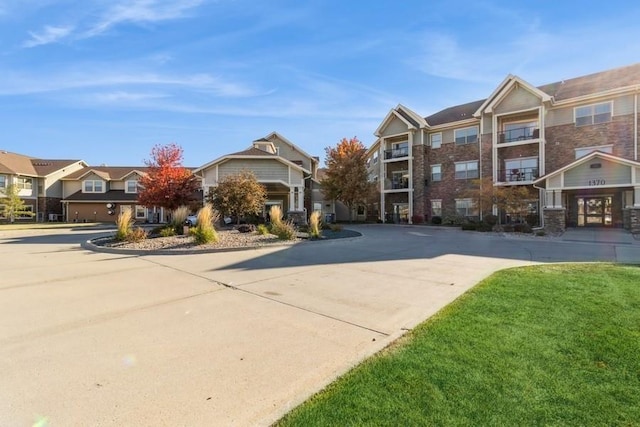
1, 0, 640, 167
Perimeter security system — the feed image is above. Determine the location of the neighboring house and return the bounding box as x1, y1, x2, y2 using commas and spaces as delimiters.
0, 150, 86, 221
61, 166, 156, 223
194, 132, 328, 220
370, 63, 640, 233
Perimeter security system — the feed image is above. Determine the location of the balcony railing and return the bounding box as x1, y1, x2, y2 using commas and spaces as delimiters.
498, 126, 539, 144
385, 180, 410, 190
384, 147, 409, 159
497, 167, 539, 182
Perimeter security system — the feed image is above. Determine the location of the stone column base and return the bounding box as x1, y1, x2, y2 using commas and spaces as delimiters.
629, 208, 640, 234
543, 208, 566, 234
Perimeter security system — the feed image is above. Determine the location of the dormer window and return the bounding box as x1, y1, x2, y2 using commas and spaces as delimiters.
84, 180, 104, 193
126, 180, 138, 193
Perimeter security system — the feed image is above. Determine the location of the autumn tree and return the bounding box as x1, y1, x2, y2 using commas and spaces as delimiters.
208, 171, 267, 224
0, 184, 35, 223
463, 177, 535, 223
138, 143, 200, 211
322, 137, 371, 222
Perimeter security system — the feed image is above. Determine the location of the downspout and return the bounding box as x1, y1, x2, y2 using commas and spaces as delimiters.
533, 182, 545, 228
479, 115, 483, 220
635, 91, 638, 161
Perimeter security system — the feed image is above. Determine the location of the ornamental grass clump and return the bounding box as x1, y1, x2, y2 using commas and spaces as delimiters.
269, 205, 296, 241
256, 224, 270, 235
191, 204, 219, 245
171, 205, 190, 234
127, 226, 148, 242
115, 209, 133, 241
309, 211, 322, 239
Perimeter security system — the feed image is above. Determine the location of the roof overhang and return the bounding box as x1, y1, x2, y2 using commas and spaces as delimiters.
193, 155, 310, 175
374, 107, 417, 137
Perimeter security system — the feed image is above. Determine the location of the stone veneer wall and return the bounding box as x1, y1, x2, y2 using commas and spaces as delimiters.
543, 208, 566, 234
629, 208, 640, 233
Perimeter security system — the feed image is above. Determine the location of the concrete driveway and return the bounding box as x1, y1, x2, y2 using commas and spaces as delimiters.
1, 225, 638, 426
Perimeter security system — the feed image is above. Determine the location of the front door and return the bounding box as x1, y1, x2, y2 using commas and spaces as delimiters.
577, 196, 612, 227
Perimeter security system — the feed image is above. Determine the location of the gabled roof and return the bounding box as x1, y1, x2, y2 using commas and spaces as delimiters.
0, 150, 84, 177
62, 166, 151, 181
473, 75, 552, 116
533, 151, 640, 187
63, 189, 140, 202
193, 146, 310, 175
228, 147, 278, 157
261, 131, 318, 165
374, 104, 427, 137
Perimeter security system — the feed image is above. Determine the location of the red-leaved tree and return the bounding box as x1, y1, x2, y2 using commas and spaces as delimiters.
138, 143, 201, 210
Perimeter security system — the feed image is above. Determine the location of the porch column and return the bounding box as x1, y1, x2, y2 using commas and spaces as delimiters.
297, 186, 304, 211
289, 187, 295, 212
634, 186, 640, 207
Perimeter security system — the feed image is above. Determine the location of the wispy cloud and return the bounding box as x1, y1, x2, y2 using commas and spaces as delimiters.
84, 0, 204, 37
22, 25, 74, 47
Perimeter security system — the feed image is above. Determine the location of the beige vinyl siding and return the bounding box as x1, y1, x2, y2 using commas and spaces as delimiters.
289, 168, 304, 185
563, 158, 631, 187
218, 159, 289, 182
548, 174, 562, 189
546, 94, 633, 127
63, 180, 82, 198
43, 161, 85, 198
494, 86, 542, 114
110, 181, 125, 190
482, 113, 493, 134
272, 138, 312, 171
380, 116, 409, 137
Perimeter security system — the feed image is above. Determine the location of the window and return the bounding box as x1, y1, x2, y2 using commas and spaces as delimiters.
391, 141, 408, 158
504, 157, 538, 182
431, 164, 441, 182
431, 200, 442, 217
455, 126, 478, 145
135, 205, 147, 220
455, 161, 479, 180
456, 199, 478, 217
575, 102, 612, 126
0, 175, 6, 189
126, 180, 138, 193
83, 180, 104, 193
575, 145, 613, 159
373, 151, 379, 164
16, 177, 33, 190
391, 170, 409, 189
430, 133, 442, 149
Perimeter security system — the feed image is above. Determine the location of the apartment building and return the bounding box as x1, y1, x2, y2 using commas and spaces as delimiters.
0, 150, 86, 221
368, 63, 640, 233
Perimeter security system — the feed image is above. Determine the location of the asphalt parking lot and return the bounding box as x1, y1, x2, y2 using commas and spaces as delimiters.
1, 225, 638, 426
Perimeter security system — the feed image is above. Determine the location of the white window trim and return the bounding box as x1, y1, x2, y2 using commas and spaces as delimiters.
454, 160, 479, 180
430, 132, 442, 149
16, 177, 33, 190
574, 101, 613, 126
454, 126, 479, 145
125, 180, 138, 194
0, 175, 6, 189
135, 205, 147, 219
455, 198, 478, 216
430, 164, 442, 181
83, 180, 104, 193
431, 199, 442, 216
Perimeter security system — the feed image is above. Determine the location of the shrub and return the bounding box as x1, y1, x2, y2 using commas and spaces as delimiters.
411, 214, 424, 224
476, 222, 493, 232
191, 204, 218, 245
461, 222, 477, 231
271, 219, 297, 240
115, 209, 133, 241
442, 213, 465, 225
127, 226, 148, 242
431, 216, 442, 225
514, 223, 532, 233
309, 211, 322, 239
483, 214, 498, 226
256, 224, 270, 235
329, 223, 343, 232
171, 206, 190, 234
159, 226, 176, 237
536, 230, 547, 236
526, 213, 539, 227
236, 224, 256, 233
502, 224, 515, 232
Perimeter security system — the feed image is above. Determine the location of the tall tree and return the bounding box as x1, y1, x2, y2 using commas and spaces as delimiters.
463, 177, 535, 223
208, 171, 267, 224
0, 184, 35, 223
138, 143, 200, 211
322, 137, 371, 221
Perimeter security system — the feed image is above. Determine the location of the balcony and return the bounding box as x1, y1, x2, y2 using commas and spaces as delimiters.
497, 167, 539, 183
384, 146, 409, 160
498, 126, 539, 144
384, 180, 410, 190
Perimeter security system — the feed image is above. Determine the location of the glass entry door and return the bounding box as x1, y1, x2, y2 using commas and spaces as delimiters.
577, 197, 612, 226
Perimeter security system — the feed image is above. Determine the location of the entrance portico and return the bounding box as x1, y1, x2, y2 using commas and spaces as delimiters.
534, 151, 640, 233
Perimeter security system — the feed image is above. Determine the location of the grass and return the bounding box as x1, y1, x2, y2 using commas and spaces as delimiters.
114, 209, 133, 241
269, 205, 296, 240
191, 204, 218, 245
278, 264, 640, 426
309, 211, 322, 239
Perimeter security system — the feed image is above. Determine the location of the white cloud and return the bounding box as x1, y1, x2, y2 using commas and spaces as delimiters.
84, 0, 204, 37
22, 25, 74, 47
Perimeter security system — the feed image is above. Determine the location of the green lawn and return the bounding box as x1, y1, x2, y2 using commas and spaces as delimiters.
278, 264, 640, 426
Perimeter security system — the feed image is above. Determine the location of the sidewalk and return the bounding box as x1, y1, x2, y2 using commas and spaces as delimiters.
560, 228, 640, 245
